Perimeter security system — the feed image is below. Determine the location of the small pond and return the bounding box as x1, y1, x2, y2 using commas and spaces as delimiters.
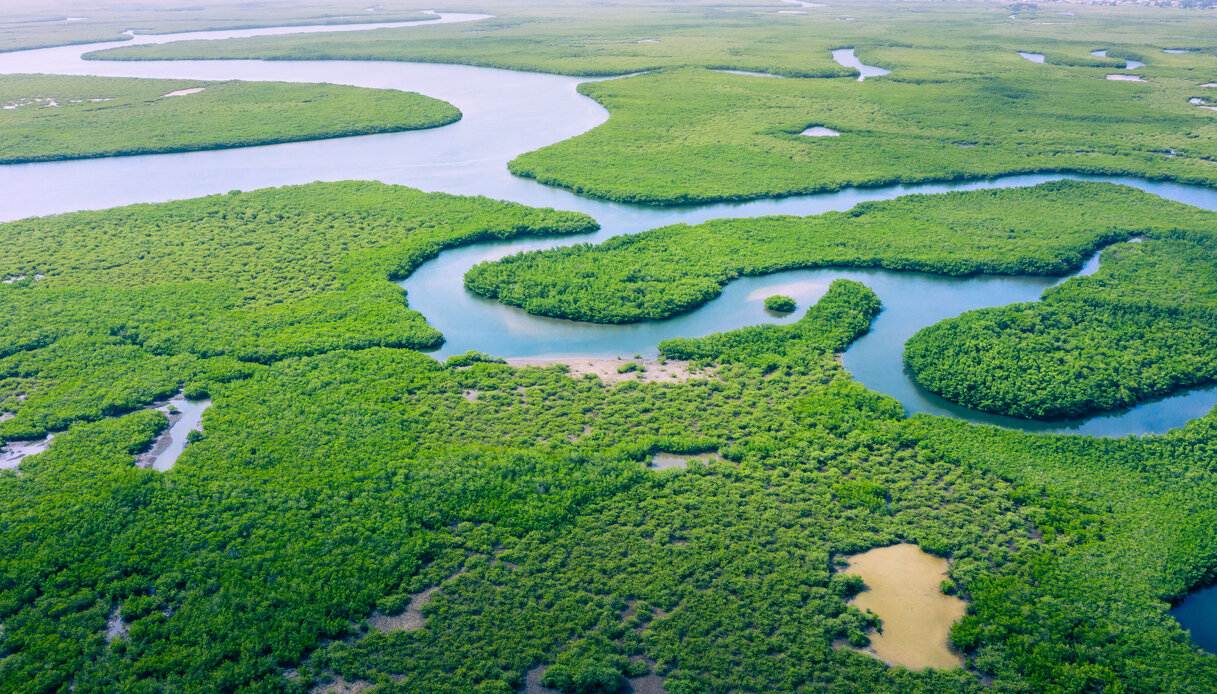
1172, 585, 1217, 654
841, 543, 966, 670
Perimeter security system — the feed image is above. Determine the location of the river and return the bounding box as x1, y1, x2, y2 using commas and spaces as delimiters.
1, 14, 1215, 436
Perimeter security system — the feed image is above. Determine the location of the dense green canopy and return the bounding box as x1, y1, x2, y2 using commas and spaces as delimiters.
0, 74, 460, 164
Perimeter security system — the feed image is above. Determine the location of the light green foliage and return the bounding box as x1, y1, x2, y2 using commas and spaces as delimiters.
659, 280, 883, 366
764, 294, 797, 313
906, 232, 1217, 418
82, 4, 1217, 204
466, 182, 1215, 322
4, 2, 1217, 692
0, 74, 459, 164
910, 414, 1217, 691
3, 283, 1215, 692
87, 1, 856, 77
0, 181, 594, 439
508, 63, 1217, 203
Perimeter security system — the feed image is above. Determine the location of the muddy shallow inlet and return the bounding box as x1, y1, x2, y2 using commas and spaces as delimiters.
842, 543, 967, 670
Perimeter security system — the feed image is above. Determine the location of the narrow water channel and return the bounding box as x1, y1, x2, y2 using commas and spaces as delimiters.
1, 17, 1215, 436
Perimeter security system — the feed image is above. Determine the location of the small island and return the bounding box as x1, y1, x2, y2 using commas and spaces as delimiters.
764, 294, 797, 313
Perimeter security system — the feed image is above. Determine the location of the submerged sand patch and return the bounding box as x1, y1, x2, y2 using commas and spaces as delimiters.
841, 543, 966, 670
0, 434, 53, 470
505, 357, 714, 384
311, 676, 372, 694
369, 586, 437, 633
105, 608, 128, 643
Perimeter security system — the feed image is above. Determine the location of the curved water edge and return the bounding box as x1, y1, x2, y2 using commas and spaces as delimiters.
831, 48, 890, 80
1173, 585, 1217, 655
139, 395, 211, 472
0, 434, 53, 470
840, 544, 967, 670
1, 20, 1216, 435
1091, 49, 1144, 70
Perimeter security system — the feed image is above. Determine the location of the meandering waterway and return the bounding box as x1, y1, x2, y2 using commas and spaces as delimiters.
1, 15, 1216, 436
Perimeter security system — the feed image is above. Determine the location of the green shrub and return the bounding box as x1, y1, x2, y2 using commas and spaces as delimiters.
764, 295, 797, 313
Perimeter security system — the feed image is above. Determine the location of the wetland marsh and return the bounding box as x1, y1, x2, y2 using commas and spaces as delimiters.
3, 3, 1217, 693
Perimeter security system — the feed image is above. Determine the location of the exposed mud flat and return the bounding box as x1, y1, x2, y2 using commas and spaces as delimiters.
1, 273, 45, 283
2, 96, 112, 110
521, 666, 560, 694
462, 389, 480, 403
105, 608, 128, 643
841, 543, 967, 670
368, 586, 437, 633
505, 357, 714, 384
520, 665, 666, 693
161, 87, 206, 97
1017, 51, 1045, 63
650, 451, 724, 470
1190, 97, 1217, 112
311, 676, 372, 694
0, 434, 53, 470
801, 126, 840, 137
627, 672, 667, 693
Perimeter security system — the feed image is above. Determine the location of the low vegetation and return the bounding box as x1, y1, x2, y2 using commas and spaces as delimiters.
4, 275, 1216, 692
465, 182, 1215, 322
5, 2, 1217, 692
905, 232, 1217, 419
0, 74, 459, 164
0, 181, 593, 443
506, 63, 1217, 204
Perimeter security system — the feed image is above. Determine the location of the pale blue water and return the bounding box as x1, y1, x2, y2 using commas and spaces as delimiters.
832, 47, 890, 80
0, 18, 1215, 436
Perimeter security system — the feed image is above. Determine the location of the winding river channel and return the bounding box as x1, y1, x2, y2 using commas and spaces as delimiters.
2, 13, 1217, 437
